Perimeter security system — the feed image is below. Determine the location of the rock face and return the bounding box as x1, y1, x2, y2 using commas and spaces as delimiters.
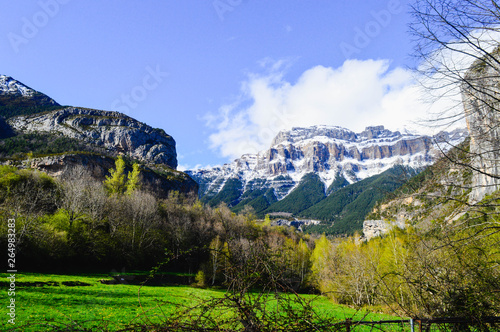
0, 74, 198, 196
7, 107, 178, 169
0, 75, 59, 108
462, 60, 500, 202
189, 125, 468, 204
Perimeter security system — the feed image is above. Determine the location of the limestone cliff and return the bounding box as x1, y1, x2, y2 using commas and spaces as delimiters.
7, 107, 178, 168
462, 58, 500, 202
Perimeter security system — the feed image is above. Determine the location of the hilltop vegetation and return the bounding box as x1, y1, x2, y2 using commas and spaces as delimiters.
0, 132, 106, 160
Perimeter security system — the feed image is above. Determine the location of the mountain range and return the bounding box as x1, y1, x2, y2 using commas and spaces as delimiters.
188, 125, 467, 233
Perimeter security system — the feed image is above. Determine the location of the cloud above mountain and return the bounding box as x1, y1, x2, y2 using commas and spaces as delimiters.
205, 59, 460, 160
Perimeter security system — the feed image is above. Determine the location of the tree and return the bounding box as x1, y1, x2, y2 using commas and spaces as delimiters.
104, 156, 141, 196
60, 166, 107, 228
125, 163, 141, 195
408, 5, 500, 324
104, 156, 126, 195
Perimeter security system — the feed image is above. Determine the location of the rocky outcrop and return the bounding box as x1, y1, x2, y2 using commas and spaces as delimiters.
362, 219, 407, 241
462, 58, 500, 202
7, 107, 177, 168
189, 125, 468, 203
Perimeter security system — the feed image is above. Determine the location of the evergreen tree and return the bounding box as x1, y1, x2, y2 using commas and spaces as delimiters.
125, 163, 141, 195
104, 156, 126, 195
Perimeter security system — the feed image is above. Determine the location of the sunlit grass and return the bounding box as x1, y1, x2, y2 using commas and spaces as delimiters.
2, 273, 405, 331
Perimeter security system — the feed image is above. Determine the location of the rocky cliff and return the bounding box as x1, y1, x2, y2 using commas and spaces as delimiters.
462, 58, 500, 202
7, 107, 177, 168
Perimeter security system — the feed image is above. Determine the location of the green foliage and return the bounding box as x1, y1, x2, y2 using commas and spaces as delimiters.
104, 156, 141, 196
0, 132, 93, 159
231, 187, 277, 215
125, 163, 141, 195
0, 165, 58, 206
104, 156, 127, 195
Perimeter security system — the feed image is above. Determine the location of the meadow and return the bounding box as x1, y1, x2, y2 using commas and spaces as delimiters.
2, 272, 407, 331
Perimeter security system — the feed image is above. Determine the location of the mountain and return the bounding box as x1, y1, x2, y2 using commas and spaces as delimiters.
0, 75, 197, 197
0, 75, 60, 118
188, 125, 468, 220
362, 139, 475, 240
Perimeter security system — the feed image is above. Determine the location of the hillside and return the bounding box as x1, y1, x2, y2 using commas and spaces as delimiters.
302, 166, 417, 235
361, 142, 473, 239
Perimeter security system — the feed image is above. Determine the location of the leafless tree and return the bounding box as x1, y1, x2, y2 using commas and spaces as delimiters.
59, 166, 108, 228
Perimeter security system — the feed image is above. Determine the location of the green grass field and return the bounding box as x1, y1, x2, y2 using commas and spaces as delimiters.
1, 273, 409, 331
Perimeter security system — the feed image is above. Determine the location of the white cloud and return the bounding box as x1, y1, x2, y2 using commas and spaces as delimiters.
205, 58, 465, 161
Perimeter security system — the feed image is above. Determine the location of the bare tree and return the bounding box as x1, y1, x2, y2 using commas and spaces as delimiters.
59, 166, 108, 228
4, 170, 59, 246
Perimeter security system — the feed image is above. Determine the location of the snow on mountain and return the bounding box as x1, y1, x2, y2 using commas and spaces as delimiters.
0, 75, 59, 107
188, 125, 468, 204
0, 75, 35, 97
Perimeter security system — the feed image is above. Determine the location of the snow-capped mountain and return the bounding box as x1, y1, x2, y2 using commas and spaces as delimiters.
0, 75, 59, 107
188, 125, 468, 206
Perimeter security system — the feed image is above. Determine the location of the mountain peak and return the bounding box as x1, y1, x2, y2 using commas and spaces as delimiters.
0, 75, 59, 109
271, 125, 357, 146
0, 75, 34, 97
271, 125, 407, 147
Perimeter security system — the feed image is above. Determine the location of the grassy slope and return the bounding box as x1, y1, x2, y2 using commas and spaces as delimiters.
5, 273, 403, 331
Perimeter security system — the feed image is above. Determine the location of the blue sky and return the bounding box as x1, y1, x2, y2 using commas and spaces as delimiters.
1, 0, 439, 170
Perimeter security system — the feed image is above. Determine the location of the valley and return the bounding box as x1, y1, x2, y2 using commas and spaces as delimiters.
2, 2, 500, 327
